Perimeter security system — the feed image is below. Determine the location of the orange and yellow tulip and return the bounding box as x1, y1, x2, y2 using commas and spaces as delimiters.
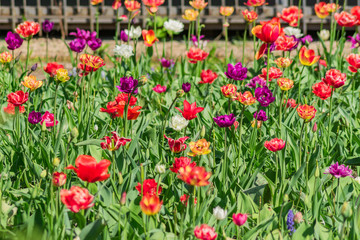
299, 46, 320, 66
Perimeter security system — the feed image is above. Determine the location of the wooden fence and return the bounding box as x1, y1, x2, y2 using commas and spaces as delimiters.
0, 0, 359, 36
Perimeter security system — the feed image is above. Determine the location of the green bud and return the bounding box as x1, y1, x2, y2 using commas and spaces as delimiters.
40, 170, 47, 178
200, 125, 206, 138
118, 172, 124, 185
341, 202, 353, 219
315, 164, 320, 178
283, 194, 289, 202
41, 121, 47, 131
71, 127, 79, 139
53, 157, 60, 167
176, 89, 185, 98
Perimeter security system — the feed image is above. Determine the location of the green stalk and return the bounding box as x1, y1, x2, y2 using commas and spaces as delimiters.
115, 9, 120, 45
222, 128, 227, 185
298, 120, 305, 169
266, 43, 271, 82
237, 105, 246, 172
242, 24, 247, 64
326, 87, 334, 158
187, 22, 192, 50
224, 16, 228, 64
297, 65, 306, 103
53, 83, 59, 141
297, 0, 302, 28
46, 32, 49, 63
96, 5, 100, 37
25, 37, 31, 71
279, 90, 285, 131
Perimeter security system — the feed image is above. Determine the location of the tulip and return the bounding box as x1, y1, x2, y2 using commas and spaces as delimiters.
61, 186, 94, 213
186, 47, 209, 64
315, 2, 329, 19
142, 30, 159, 47
15, 21, 40, 38
182, 9, 199, 21
244, 0, 267, 7
264, 138, 286, 152
324, 162, 352, 178
275, 57, 293, 68
322, 69, 346, 88
164, 135, 189, 153
252, 20, 280, 43
112, 0, 122, 9
277, 78, 294, 91
188, 139, 211, 156
136, 179, 162, 196
297, 104, 317, 122
65, 155, 111, 183
3, 103, 25, 115
299, 46, 320, 66
278, 6, 303, 27
7, 91, 29, 107
153, 84, 167, 93
170, 157, 196, 173
221, 84, 237, 98
180, 194, 197, 206
334, 11, 357, 27
101, 131, 131, 151
177, 165, 211, 186
189, 0, 208, 11
52, 172, 67, 187
312, 82, 332, 100
213, 206, 227, 220
259, 67, 283, 81
346, 53, 360, 72
232, 213, 248, 226
220, 6, 234, 17
235, 91, 256, 106
0, 52, 13, 64
40, 111, 58, 127
44, 62, 65, 77
194, 224, 217, 240
140, 194, 162, 216
242, 10, 258, 23
175, 100, 204, 120
125, 0, 141, 12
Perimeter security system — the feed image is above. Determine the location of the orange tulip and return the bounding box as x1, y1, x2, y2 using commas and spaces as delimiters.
274, 57, 293, 68
0, 52, 13, 63
242, 10, 258, 23
326, 3, 339, 13
142, 0, 165, 13
125, 0, 141, 12
277, 78, 294, 91
297, 104, 317, 122
221, 84, 237, 98
188, 139, 211, 157
189, 0, 208, 11
220, 6, 234, 17
235, 91, 256, 105
112, 0, 122, 10
244, 0, 267, 7
315, 2, 329, 19
21, 75, 43, 91
182, 9, 199, 21
252, 20, 280, 43
140, 194, 162, 216
299, 46, 320, 66
142, 30, 159, 47
177, 165, 211, 186
91, 0, 103, 5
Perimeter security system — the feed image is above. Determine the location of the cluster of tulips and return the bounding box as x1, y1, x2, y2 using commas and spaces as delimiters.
2, 0, 360, 239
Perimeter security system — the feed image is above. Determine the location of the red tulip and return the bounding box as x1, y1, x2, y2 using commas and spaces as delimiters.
142, 30, 159, 47
7, 90, 28, 106
170, 157, 196, 173
334, 11, 357, 27
164, 135, 189, 153
232, 213, 248, 226
275, 35, 298, 51
351, 6, 360, 25
194, 224, 217, 240
264, 138, 286, 152
52, 172, 67, 187
200, 69, 218, 84
41, 111, 58, 127
3, 103, 25, 115
322, 69, 346, 88
65, 155, 111, 183
299, 46, 320, 66
312, 82, 332, 100
315, 2, 329, 19
101, 131, 131, 151
186, 47, 209, 64
60, 186, 94, 213
346, 53, 360, 73
140, 194, 162, 216
175, 100, 204, 120
177, 165, 211, 186
15, 21, 40, 38
284, 98, 297, 108
278, 6, 303, 27
259, 67, 283, 81
252, 19, 280, 43
44, 62, 65, 77
136, 179, 162, 196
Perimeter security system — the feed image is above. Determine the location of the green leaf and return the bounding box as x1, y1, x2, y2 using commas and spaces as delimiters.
79, 219, 105, 240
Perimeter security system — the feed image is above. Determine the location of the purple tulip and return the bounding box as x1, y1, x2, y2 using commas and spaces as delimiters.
225, 62, 248, 81
253, 110, 267, 121
28, 111, 42, 125
88, 38, 102, 51
182, 82, 191, 93
300, 35, 313, 45
348, 34, 360, 49
69, 38, 86, 53
246, 76, 267, 89
160, 58, 174, 68
117, 76, 139, 94
324, 162, 352, 178
42, 20, 54, 33
213, 114, 236, 128
70, 28, 97, 41
254, 86, 275, 107
120, 30, 129, 42
5, 31, 24, 50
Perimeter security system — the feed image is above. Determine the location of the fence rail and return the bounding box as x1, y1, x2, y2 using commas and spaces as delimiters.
0, 0, 359, 36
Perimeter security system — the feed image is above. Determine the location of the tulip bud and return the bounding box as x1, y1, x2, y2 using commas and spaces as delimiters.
70, 127, 79, 139
315, 164, 320, 177
155, 164, 166, 174
176, 89, 185, 98
94, 125, 98, 131
40, 170, 47, 178
283, 194, 289, 202
41, 121, 47, 131
120, 192, 127, 205
294, 212, 303, 223
312, 122, 317, 132
354, 177, 360, 184
341, 202, 353, 218
118, 172, 124, 185
139, 75, 148, 85
15, 53, 21, 62
31, 63, 38, 72
53, 157, 60, 167
200, 125, 206, 138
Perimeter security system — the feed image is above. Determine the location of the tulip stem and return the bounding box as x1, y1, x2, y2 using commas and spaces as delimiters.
266, 43, 271, 82
224, 16, 228, 64
25, 37, 31, 72
242, 24, 247, 64
299, 120, 305, 168
187, 22, 192, 50
53, 83, 59, 142
115, 9, 120, 46
297, 65, 305, 103
237, 105, 245, 173
327, 87, 334, 158
279, 90, 285, 131
222, 128, 227, 185
46, 32, 49, 63
96, 5, 100, 38
297, 0, 302, 29
160, 96, 178, 162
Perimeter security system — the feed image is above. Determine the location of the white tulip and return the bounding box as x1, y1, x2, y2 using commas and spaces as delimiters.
169, 114, 189, 131
113, 44, 134, 58
213, 206, 227, 220
164, 19, 184, 34
319, 29, 330, 41
284, 27, 303, 38
125, 26, 142, 39
155, 164, 166, 174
